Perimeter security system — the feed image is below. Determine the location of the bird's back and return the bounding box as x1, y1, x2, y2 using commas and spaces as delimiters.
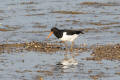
63, 30, 84, 35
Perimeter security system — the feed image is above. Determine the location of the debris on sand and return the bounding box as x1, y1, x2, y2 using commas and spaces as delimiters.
2, 41, 120, 61
0, 41, 88, 53
25, 41, 63, 53
51, 11, 88, 14
80, 2, 120, 6
0, 41, 63, 53
86, 44, 120, 60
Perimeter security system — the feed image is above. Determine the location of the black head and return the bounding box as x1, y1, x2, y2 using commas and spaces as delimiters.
50, 27, 62, 38
51, 27, 59, 32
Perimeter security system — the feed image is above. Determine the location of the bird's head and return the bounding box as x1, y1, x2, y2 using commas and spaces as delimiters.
47, 27, 58, 39
51, 27, 58, 32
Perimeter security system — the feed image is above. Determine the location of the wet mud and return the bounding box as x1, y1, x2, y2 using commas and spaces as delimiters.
88, 44, 120, 60
0, 41, 88, 54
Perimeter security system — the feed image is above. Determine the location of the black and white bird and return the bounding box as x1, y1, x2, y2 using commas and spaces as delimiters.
47, 27, 84, 51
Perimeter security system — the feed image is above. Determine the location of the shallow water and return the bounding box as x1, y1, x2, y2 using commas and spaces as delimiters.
0, 52, 120, 80
0, 0, 120, 80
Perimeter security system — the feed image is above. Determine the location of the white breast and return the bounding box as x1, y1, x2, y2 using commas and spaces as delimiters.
60, 32, 78, 42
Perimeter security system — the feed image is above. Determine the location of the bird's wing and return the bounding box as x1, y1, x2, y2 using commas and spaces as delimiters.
63, 30, 83, 35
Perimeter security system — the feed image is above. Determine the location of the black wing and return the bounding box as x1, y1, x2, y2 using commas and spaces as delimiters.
63, 29, 84, 35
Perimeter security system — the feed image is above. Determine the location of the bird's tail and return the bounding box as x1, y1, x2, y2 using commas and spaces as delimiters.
77, 30, 84, 34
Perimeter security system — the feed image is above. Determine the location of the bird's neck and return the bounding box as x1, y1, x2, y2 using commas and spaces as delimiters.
53, 29, 63, 38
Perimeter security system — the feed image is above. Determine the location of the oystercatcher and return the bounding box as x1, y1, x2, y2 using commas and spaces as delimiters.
47, 27, 84, 51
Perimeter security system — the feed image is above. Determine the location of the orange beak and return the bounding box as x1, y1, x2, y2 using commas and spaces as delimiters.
47, 31, 53, 39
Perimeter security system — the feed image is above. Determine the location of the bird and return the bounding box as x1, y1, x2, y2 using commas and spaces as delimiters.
47, 27, 84, 52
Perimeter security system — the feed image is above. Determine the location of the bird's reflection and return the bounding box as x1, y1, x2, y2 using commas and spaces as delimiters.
53, 57, 78, 74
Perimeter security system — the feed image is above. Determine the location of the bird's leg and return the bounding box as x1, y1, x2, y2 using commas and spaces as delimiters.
70, 41, 74, 59
70, 41, 74, 52
64, 42, 68, 59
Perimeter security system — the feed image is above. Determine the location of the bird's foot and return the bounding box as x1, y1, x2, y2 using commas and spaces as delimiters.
64, 54, 68, 59
70, 48, 73, 52
59, 41, 65, 43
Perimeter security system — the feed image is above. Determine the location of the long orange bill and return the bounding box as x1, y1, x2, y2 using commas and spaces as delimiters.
47, 32, 53, 39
